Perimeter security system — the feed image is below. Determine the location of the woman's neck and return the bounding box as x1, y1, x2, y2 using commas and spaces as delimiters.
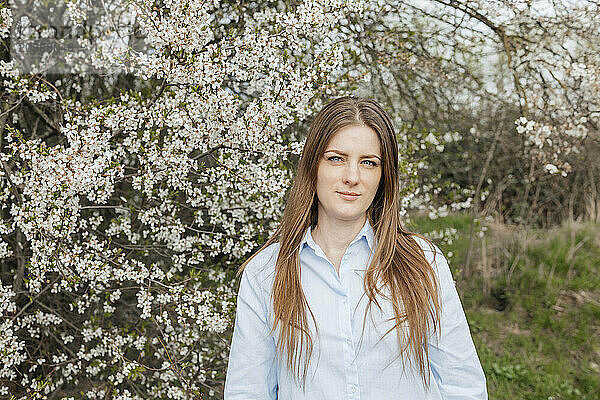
312, 215, 366, 255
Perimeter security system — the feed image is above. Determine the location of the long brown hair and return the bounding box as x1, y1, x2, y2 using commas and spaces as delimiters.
238, 97, 441, 389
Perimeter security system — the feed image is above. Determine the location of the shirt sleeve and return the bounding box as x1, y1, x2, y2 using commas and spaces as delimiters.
427, 245, 488, 399
224, 256, 278, 400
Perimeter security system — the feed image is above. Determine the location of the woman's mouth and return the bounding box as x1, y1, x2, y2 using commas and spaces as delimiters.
337, 191, 361, 201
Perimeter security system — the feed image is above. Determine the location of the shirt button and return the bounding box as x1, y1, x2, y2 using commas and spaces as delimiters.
351, 386, 356, 393
346, 338, 351, 344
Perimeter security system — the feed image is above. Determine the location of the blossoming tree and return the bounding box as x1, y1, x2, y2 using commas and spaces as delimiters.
0, 0, 364, 397
342, 0, 600, 225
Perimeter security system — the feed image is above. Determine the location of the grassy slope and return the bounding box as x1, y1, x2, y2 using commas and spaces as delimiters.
407, 214, 600, 400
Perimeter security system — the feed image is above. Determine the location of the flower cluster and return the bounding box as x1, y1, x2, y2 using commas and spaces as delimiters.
0, 5, 11, 39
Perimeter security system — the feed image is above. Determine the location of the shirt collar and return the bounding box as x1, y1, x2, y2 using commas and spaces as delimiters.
300, 218, 375, 252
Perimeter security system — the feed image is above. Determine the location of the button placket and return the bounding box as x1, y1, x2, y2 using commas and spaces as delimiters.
339, 242, 361, 399
340, 288, 360, 399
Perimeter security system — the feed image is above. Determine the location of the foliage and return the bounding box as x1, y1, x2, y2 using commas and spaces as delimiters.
346, 0, 600, 226
412, 213, 600, 399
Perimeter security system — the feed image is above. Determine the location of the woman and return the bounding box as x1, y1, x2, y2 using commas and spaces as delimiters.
224, 97, 487, 399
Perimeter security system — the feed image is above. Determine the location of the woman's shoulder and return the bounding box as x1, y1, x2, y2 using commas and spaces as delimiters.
242, 242, 281, 281
409, 234, 454, 286
410, 234, 444, 259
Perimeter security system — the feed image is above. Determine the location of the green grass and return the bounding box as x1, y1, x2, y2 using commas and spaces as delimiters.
408, 213, 600, 399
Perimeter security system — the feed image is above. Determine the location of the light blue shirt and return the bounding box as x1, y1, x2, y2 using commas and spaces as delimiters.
225, 219, 487, 399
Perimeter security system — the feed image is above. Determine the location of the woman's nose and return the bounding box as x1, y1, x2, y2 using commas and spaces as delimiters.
342, 163, 359, 185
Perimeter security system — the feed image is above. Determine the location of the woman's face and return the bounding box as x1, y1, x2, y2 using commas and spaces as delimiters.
315, 124, 382, 225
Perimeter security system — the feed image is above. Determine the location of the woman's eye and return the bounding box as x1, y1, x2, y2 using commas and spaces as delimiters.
327, 156, 377, 166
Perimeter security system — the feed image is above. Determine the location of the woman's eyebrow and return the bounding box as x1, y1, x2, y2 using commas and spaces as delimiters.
325, 149, 381, 160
